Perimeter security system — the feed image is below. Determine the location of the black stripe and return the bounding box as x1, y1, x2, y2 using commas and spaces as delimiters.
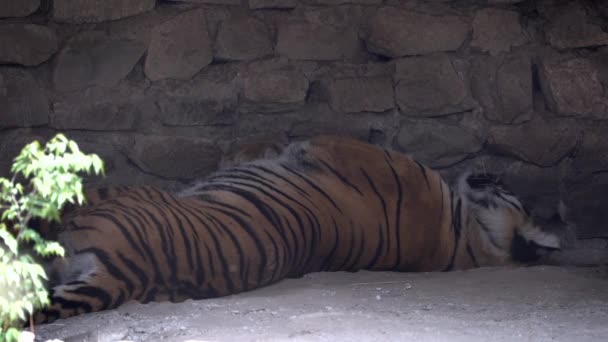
265, 230, 282, 282
118, 252, 149, 300
164, 201, 205, 284
466, 242, 479, 268
319, 217, 341, 272
143, 287, 158, 303
281, 163, 343, 214
207, 201, 273, 288
318, 159, 364, 196
89, 210, 147, 263
249, 165, 313, 199
109, 206, 164, 284
347, 226, 366, 272
97, 188, 109, 201
414, 160, 431, 190
383, 149, 393, 161
201, 183, 298, 276
365, 223, 385, 269
63, 285, 112, 310
77, 247, 135, 297
49, 296, 93, 313
178, 205, 235, 293
385, 157, 404, 270
336, 220, 357, 271
443, 194, 463, 272
360, 168, 391, 264
204, 211, 252, 291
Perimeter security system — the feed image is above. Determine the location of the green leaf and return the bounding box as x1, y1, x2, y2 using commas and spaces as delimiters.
0, 133, 105, 332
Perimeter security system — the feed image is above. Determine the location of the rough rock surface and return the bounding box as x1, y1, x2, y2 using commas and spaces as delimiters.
171, 0, 241, 4
249, 0, 297, 9
366, 6, 469, 57
539, 54, 608, 119
145, 8, 213, 81
153, 64, 240, 127
276, 18, 361, 61
53, 31, 146, 91
544, 2, 608, 50
0, 24, 57, 66
471, 8, 527, 56
395, 54, 474, 117
302, 0, 382, 4
53, 0, 156, 23
471, 54, 533, 124
127, 135, 222, 180
328, 76, 394, 113
487, 117, 580, 167
214, 15, 273, 61
395, 119, 482, 168
242, 69, 309, 113
0, 68, 48, 129
50, 84, 150, 131
0, 0, 39, 18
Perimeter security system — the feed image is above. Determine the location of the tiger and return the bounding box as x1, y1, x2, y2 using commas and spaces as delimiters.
33, 135, 560, 324
30, 185, 167, 239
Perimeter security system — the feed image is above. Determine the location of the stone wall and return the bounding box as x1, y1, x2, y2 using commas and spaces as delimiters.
0, 0, 607, 240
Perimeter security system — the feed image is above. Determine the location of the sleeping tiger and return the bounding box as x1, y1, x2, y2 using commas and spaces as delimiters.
33, 135, 560, 324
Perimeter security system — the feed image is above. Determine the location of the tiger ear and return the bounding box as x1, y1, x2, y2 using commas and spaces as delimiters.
520, 227, 561, 250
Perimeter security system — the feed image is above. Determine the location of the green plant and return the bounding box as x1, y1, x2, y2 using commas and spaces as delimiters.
0, 134, 104, 342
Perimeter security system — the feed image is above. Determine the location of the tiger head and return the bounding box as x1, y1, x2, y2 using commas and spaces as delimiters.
457, 172, 561, 268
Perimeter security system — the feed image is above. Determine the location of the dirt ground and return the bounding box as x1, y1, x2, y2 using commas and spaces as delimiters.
34, 266, 608, 342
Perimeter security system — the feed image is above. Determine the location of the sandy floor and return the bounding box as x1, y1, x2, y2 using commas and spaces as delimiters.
34, 266, 608, 342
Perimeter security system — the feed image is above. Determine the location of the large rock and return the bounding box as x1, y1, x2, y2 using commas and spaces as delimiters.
50, 84, 150, 131
53, 31, 146, 91
366, 6, 469, 57
395, 119, 482, 168
544, 2, 608, 50
287, 104, 397, 141
241, 69, 309, 113
471, 8, 527, 56
53, 0, 156, 23
0, 68, 48, 129
487, 117, 580, 167
301, 0, 381, 3
0, 24, 57, 66
249, 0, 297, 9
214, 15, 273, 61
395, 54, 475, 117
276, 18, 361, 61
571, 121, 608, 177
127, 135, 222, 180
539, 54, 608, 119
171, 0, 240, 4
153, 64, 240, 126
145, 8, 213, 81
0, 0, 39, 18
327, 76, 395, 113
471, 54, 533, 124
